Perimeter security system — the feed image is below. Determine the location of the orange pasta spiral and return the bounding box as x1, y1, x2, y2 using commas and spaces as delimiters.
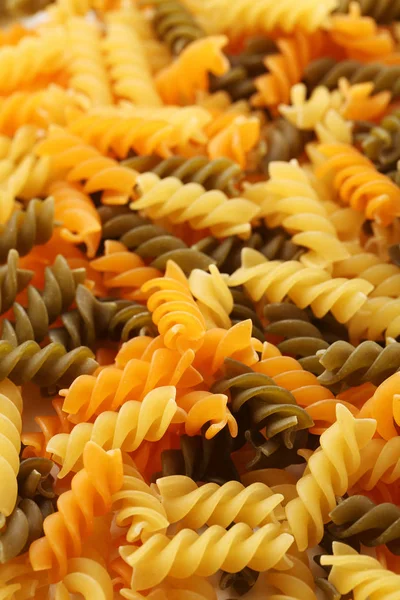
358, 372, 400, 440
142, 261, 206, 353
315, 143, 400, 226
29, 442, 123, 581
21, 397, 72, 458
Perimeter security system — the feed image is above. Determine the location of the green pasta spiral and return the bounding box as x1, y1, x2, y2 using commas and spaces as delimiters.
244, 428, 313, 470
211, 358, 313, 449
210, 36, 276, 101
335, 0, 400, 23
1, 255, 86, 346
48, 285, 156, 349
220, 566, 259, 597
0, 340, 98, 387
230, 288, 265, 341
0, 197, 54, 263
329, 495, 400, 554
303, 58, 400, 97
123, 155, 243, 196
354, 113, 400, 173
146, 0, 205, 55
0, 250, 32, 316
261, 118, 312, 172
17, 457, 55, 500
317, 340, 400, 388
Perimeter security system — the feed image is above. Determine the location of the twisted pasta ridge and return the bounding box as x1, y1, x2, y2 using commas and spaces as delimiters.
208, 114, 260, 169
0, 496, 55, 563
0, 197, 54, 264
21, 398, 73, 459
1, 255, 86, 346
264, 303, 329, 369
354, 111, 400, 174
244, 159, 351, 268
178, 390, 237, 439
315, 143, 400, 226
0, 340, 98, 387
211, 359, 314, 446
210, 37, 276, 102
348, 296, 400, 341
264, 555, 318, 600
61, 338, 203, 422
4, 0, 53, 17
112, 463, 169, 543
303, 57, 400, 97
220, 567, 258, 597
132, 173, 259, 238
260, 118, 312, 172
155, 36, 229, 104
253, 31, 333, 109
336, 0, 400, 24
358, 371, 400, 440
120, 522, 294, 590
47, 386, 185, 477
317, 340, 400, 388
103, 12, 162, 106
0, 29, 66, 95
17, 457, 56, 500
66, 18, 112, 107
188, 265, 233, 329
0, 249, 32, 315
285, 404, 376, 550
348, 437, 400, 490
149, 0, 205, 55
49, 181, 101, 259
198, 0, 337, 36
54, 557, 113, 600
120, 575, 218, 600
142, 260, 206, 352
35, 127, 138, 205
0, 379, 22, 527
122, 155, 243, 197
328, 2, 397, 62
229, 248, 373, 323
29, 442, 123, 581
155, 475, 284, 529
321, 542, 400, 598
329, 495, 400, 553
229, 287, 265, 341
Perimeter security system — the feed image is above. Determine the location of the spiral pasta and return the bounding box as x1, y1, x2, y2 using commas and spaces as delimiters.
188, 265, 232, 329
0, 249, 33, 315
142, 261, 206, 352
103, 11, 162, 106
336, 0, 400, 23
321, 542, 400, 598
348, 437, 400, 490
315, 143, 400, 226
22, 398, 73, 459
150, 0, 205, 55
54, 557, 113, 600
0, 379, 22, 528
29, 442, 123, 581
155, 475, 284, 528
131, 173, 259, 238
285, 404, 376, 550
120, 522, 293, 590
229, 248, 373, 323
47, 386, 185, 476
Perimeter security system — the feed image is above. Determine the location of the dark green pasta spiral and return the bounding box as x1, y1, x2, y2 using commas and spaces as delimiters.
1, 255, 86, 346
389, 243, 400, 266
220, 567, 259, 597
123, 155, 243, 196
335, 0, 400, 23
210, 36, 276, 101
317, 340, 400, 388
18, 457, 55, 500
303, 58, 400, 97
0, 340, 97, 386
48, 286, 156, 349
0, 250, 32, 316
211, 358, 313, 449
145, 0, 205, 55
354, 113, 400, 173
329, 496, 400, 553
260, 118, 312, 172
0, 197, 54, 263
230, 288, 265, 342
315, 578, 342, 600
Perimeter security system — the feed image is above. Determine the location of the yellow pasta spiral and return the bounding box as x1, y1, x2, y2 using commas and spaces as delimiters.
188, 265, 233, 329
112, 463, 169, 543
47, 386, 185, 476
120, 522, 294, 590
348, 296, 400, 342
54, 558, 113, 600
285, 404, 376, 550
244, 160, 351, 268
155, 475, 284, 528
229, 248, 373, 323
103, 11, 162, 106
132, 173, 259, 239
0, 379, 22, 527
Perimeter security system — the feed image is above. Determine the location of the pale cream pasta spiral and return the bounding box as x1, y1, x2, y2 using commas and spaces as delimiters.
0, 379, 22, 527
188, 265, 233, 329
54, 557, 113, 600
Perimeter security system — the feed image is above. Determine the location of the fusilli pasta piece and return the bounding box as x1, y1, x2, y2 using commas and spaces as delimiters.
188, 265, 232, 329
150, 0, 205, 55
0, 379, 22, 528
54, 557, 113, 600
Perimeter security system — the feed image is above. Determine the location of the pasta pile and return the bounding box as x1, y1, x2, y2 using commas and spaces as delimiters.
2, 0, 400, 598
